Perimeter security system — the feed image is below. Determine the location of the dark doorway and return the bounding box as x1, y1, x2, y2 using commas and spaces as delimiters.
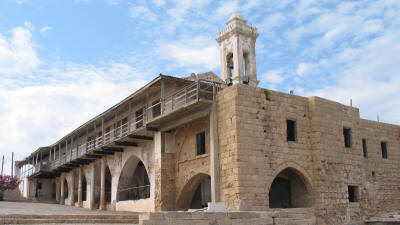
269, 168, 311, 208
189, 176, 211, 209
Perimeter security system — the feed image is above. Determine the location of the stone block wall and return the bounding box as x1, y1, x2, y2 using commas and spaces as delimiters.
139, 208, 316, 225
216, 83, 400, 224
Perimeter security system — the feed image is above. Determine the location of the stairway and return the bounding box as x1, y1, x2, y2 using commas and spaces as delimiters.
0, 214, 139, 224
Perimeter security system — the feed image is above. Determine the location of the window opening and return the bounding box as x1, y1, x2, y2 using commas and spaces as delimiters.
343, 128, 352, 148
286, 120, 297, 142
348, 185, 359, 202
381, 141, 388, 159
362, 138, 368, 158
196, 132, 206, 155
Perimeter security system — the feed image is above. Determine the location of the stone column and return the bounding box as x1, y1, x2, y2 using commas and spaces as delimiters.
56, 177, 60, 202
78, 168, 83, 207
100, 159, 106, 210
89, 164, 95, 209
210, 103, 221, 202
70, 172, 75, 205
60, 175, 65, 205
152, 131, 176, 211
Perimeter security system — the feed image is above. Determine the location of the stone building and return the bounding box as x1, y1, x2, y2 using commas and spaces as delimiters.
16, 14, 400, 225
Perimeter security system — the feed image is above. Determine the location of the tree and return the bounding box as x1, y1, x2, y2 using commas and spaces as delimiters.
0, 175, 21, 200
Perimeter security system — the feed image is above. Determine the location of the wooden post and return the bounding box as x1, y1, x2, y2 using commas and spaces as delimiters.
86, 126, 88, 152
161, 79, 165, 114
102, 117, 104, 145
94, 122, 97, 148
128, 102, 132, 133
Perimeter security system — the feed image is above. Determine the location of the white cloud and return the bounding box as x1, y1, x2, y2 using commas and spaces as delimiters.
0, 26, 39, 76
296, 63, 312, 76
214, 0, 239, 19
262, 70, 285, 84
40, 26, 52, 33
24, 21, 34, 31
158, 36, 219, 71
0, 62, 150, 175
128, 6, 157, 22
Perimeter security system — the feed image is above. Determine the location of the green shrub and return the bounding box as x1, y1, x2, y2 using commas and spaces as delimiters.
0, 191, 3, 201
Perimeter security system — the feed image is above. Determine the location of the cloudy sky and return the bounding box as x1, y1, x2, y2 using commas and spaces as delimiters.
1, 0, 399, 174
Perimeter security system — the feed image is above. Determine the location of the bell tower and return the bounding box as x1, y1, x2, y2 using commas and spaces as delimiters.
216, 13, 259, 87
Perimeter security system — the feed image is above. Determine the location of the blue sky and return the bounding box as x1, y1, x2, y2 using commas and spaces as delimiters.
0, 0, 399, 174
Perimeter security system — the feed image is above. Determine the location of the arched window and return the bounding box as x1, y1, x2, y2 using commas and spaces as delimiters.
118, 157, 150, 201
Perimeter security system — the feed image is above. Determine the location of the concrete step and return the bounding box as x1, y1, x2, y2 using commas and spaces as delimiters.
0, 214, 139, 224
2, 218, 138, 224
1, 214, 139, 219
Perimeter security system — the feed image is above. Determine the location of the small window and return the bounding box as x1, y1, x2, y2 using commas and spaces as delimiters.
381, 141, 388, 159
362, 138, 368, 158
135, 109, 143, 128
348, 185, 359, 202
286, 120, 297, 142
196, 132, 206, 155
152, 100, 161, 118
343, 128, 352, 148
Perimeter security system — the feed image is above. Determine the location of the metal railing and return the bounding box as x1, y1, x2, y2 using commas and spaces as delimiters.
117, 184, 150, 201
40, 79, 222, 172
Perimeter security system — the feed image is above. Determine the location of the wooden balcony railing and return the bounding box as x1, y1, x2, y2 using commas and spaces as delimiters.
40, 79, 222, 172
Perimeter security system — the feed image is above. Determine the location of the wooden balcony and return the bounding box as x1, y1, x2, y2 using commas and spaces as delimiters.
27, 79, 223, 175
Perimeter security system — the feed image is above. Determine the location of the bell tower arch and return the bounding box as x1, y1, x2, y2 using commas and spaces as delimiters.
216, 13, 259, 87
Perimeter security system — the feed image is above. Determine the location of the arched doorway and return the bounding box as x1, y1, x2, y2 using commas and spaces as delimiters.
51, 181, 56, 200
176, 173, 211, 211
63, 179, 69, 200
105, 166, 112, 204
268, 168, 311, 208
82, 175, 87, 201
117, 157, 150, 201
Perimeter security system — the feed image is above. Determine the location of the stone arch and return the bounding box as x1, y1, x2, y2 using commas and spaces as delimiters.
176, 173, 211, 211
82, 174, 87, 202
105, 165, 112, 204
267, 163, 313, 208
117, 154, 150, 201
63, 178, 69, 199
51, 181, 56, 200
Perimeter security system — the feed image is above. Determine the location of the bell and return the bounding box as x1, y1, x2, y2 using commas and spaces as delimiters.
228, 57, 234, 70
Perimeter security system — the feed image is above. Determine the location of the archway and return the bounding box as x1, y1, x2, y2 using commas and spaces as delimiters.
82, 175, 87, 201
63, 179, 69, 200
268, 168, 311, 208
117, 156, 150, 201
176, 173, 211, 211
51, 181, 56, 200
105, 166, 112, 204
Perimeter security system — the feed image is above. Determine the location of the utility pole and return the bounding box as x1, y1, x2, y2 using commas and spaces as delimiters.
11, 152, 14, 177
1, 155, 4, 176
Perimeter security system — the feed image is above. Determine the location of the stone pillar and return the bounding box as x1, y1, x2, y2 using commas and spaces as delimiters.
60, 175, 65, 205
89, 164, 95, 209
152, 131, 176, 211
56, 177, 60, 202
210, 103, 221, 202
100, 159, 106, 210
78, 168, 83, 207
70, 172, 75, 205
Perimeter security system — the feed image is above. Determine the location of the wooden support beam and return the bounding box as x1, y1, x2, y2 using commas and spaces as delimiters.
128, 135, 154, 140
146, 126, 158, 132
74, 159, 94, 164
85, 154, 102, 159
93, 150, 114, 155
101, 147, 123, 152
115, 141, 138, 147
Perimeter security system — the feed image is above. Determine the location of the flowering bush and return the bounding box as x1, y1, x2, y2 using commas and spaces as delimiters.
0, 175, 21, 192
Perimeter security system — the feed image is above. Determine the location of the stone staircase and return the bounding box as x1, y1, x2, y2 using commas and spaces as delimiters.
0, 214, 139, 224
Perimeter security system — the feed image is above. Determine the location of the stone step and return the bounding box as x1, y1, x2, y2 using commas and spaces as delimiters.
2, 218, 138, 224
1, 214, 139, 219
